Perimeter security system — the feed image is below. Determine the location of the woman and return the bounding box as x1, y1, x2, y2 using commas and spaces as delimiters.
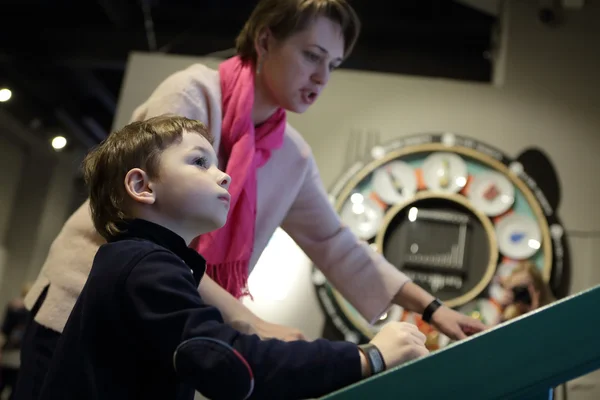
17, 0, 486, 397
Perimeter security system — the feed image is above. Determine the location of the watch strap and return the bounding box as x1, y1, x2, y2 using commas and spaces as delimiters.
422, 298, 443, 323
358, 343, 386, 376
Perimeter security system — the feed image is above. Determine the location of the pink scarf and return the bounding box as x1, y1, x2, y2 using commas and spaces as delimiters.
190, 56, 287, 299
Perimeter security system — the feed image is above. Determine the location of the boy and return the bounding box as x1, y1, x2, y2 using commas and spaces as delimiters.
38, 115, 428, 400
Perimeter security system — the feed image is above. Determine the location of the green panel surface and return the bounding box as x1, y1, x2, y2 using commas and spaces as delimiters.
321, 286, 600, 400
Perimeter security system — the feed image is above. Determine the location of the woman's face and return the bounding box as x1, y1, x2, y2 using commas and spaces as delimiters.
258, 16, 345, 114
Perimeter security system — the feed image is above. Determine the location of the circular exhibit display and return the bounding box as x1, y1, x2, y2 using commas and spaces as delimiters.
488, 260, 520, 304
422, 152, 468, 194
339, 194, 384, 241
468, 171, 515, 216
495, 214, 542, 260
371, 160, 418, 205
375, 192, 497, 308
313, 132, 570, 350
458, 298, 502, 326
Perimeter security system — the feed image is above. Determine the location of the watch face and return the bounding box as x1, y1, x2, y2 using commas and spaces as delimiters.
422, 152, 468, 193
372, 161, 418, 205
339, 194, 384, 240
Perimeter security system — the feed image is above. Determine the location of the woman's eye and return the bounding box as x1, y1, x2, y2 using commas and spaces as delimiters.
304, 51, 320, 62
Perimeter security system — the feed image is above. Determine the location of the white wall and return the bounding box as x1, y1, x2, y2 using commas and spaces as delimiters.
25, 150, 84, 283
0, 135, 25, 286
0, 136, 25, 243
0, 112, 83, 307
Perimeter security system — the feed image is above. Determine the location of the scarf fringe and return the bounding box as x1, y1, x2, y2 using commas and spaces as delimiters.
205, 261, 253, 300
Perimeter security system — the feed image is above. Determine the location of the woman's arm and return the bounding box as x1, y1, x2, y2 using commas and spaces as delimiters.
281, 155, 410, 323
198, 275, 306, 340
392, 281, 436, 314
198, 275, 257, 326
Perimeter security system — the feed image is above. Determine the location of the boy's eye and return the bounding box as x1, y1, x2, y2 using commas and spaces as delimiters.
193, 156, 209, 168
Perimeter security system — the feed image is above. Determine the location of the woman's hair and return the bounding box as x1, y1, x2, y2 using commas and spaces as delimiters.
236, 0, 361, 63
82, 114, 213, 240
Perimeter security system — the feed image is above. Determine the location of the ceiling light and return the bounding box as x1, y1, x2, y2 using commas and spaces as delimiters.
0, 88, 12, 102
51, 136, 67, 150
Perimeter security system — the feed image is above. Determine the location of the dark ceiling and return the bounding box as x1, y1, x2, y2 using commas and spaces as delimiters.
0, 0, 496, 151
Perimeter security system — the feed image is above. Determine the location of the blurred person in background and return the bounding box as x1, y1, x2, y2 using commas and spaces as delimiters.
0, 283, 31, 400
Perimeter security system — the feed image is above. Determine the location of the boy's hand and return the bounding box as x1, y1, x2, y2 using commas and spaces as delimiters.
370, 321, 429, 370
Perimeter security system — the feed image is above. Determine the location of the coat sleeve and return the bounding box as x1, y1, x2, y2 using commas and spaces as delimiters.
281, 154, 411, 323
123, 250, 362, 400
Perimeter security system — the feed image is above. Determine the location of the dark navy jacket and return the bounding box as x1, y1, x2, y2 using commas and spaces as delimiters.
39, 219, 362, 400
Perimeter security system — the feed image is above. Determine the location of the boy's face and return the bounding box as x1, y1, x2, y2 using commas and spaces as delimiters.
150, 131, 231, 237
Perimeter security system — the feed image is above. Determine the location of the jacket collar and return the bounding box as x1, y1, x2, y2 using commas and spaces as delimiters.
110, 219, 206, 284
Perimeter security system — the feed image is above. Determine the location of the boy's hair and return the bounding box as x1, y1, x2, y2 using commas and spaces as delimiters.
236, 0, 361, 64
82, 114, 213, 240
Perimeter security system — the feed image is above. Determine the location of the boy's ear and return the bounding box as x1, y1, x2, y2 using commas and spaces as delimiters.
124, 168, 156, 205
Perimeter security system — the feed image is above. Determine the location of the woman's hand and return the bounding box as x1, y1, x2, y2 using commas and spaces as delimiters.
430, 306, 488, 340
231, 318, 307, 341
254, 319, 308, 341
392, 282, 488, 340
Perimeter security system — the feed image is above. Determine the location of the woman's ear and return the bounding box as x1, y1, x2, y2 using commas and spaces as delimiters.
124, 168, 155, 205
254, 28, 272, 60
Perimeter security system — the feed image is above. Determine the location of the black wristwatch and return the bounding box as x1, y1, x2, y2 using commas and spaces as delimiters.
422, 298, 443, 323
358, 343, 386, 376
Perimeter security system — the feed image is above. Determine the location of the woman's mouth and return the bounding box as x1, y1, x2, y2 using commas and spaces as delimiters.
301, 90, 318, 105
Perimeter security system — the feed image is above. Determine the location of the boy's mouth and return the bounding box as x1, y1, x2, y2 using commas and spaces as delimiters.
218, 194, 231, 205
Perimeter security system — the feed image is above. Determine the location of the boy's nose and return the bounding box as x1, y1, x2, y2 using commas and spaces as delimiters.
219, 173, 231, 189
